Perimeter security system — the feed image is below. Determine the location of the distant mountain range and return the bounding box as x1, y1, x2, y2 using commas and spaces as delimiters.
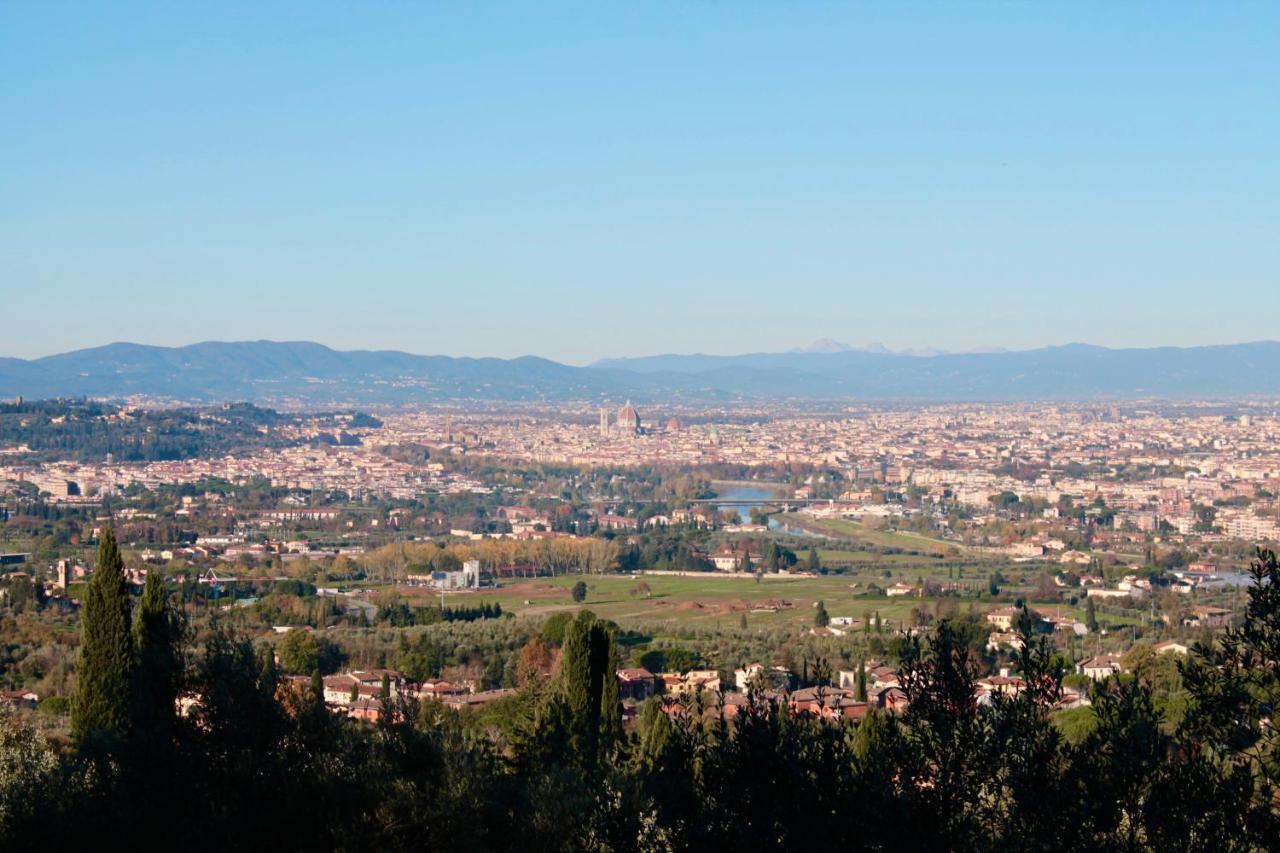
2, 339, 1279, 405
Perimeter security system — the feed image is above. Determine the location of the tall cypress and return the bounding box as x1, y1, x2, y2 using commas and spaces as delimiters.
72, 527, 135, 756
132, 570, 182, 744
553, 610, 622, 770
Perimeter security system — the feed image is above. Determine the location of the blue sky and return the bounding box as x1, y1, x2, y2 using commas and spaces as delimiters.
3, 3, 1277, 363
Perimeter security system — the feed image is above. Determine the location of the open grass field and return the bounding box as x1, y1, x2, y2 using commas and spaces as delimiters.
783, 516, 969, 558
413, 572, 914, 630
414, 570, 1091, 633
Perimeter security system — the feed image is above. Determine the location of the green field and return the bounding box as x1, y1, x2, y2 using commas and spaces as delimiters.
432, 572, 973, 631
785, 516, 968, 557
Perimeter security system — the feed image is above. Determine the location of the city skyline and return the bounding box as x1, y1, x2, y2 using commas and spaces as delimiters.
5, 3, 1279, 362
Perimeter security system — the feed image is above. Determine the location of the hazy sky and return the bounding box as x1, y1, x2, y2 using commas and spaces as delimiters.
3, 3, 1278, 364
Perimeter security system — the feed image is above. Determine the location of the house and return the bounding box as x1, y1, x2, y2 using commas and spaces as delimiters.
869, 666, 900, 690
1086, 588, 1134, 601
347, 698, 385, 722
736, 663, 792, 692
985, 607, 1019, 631
442, 688, 518, 710
870, 685, 909, 712
711, 542, 754, 571
617, 668, 660, 701
1077, 655, 1122, 681
885, 582, 916, 597
788, 686, 867, 721
977, 674, 1025, 698
350, 669, 403, 697
663, 669, 722, 697
1152, 640, 1190, 655
1046, 616, 1089, 636
322, 673, 360, 705
411, 679, 468, 700
1184, 606, 1232, 629
735, 663, 765, 691
986, 631, 1025, 652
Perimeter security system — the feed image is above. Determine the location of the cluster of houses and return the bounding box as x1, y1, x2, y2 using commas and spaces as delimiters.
278, 667, 518, 722
1075, 639, 1190, 681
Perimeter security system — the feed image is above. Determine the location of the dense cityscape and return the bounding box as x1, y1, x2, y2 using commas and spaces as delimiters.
2, 394, 1280, 849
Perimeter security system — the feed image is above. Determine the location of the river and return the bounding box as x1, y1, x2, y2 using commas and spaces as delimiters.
714, 484, 782, 527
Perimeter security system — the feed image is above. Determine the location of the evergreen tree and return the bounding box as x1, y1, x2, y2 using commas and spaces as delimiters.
856, 659, 867, 701
807, 547, 821, 573
72, 527, 135, 757
544, 610, 622, 772
814, 600, 830, 627
1085, 596, 1098, 633
132, 570, 183, 741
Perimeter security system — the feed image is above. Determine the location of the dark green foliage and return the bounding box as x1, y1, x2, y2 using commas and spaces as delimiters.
378, 600, 503, 626
636, 647, 700, 674
132, 572, 183, 734
538, 611, 622, 773
571, 580, 588, 603
814, 599, 829, 627
13, 549, 1280, 852
71, 528, 134, 758
275, 628, 344, 675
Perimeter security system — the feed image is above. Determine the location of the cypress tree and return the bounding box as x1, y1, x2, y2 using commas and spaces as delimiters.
132, 570, 183, 748
856, 658, 868, 701
814, 600, 830, 627
552, 610, 622, 771
72, 527, 135, 756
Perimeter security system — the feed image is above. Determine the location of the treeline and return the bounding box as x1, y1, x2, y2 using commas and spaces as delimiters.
378, 600, 505, 627
2, 533, 1279, 851
362, 537, 623, 581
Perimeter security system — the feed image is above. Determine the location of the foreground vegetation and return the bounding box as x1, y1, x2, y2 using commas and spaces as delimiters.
2, 531, 1279, 851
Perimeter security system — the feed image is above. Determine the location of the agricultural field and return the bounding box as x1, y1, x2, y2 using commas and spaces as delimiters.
414, 565, 1097, 634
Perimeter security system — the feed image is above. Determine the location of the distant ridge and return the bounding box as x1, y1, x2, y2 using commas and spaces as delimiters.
2, 339, 1280, 405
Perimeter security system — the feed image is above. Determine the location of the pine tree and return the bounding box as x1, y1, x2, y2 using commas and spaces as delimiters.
72, 527, 135, 756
